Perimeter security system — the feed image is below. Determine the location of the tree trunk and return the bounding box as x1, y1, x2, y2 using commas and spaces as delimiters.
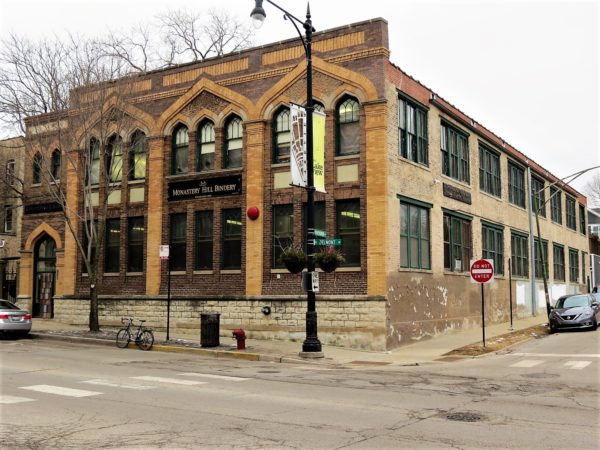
89, 282, 100, 332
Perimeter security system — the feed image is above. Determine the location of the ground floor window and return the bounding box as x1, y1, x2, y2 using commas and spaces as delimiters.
443, 212, 472, 272
400, 201, 430, 269
336, 199, 361, 266
170, 213, 187, 271
482, 223, 503, 275
510, 232, 528, 277
569, 248, 579, 283
273, 204, 293, 268
105, 218, 120, 273
222, 208, 242, 269
127, 217, 144, 272
533, 238, 548, 280
195, 211, 213, 270
553, 244, 565, 281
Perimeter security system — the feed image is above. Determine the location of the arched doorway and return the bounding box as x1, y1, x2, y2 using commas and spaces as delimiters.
33, 235, 56, 318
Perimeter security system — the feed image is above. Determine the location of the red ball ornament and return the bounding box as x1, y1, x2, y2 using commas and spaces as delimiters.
247, 206, 260, 220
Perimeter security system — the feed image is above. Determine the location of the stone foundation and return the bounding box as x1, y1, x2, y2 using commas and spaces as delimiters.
53, 295, 387, 350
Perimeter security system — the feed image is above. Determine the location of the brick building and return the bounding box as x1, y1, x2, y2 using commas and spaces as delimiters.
17, 18, 588, 349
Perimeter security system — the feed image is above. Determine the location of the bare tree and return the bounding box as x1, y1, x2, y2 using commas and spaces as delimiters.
584, 173, 600, 207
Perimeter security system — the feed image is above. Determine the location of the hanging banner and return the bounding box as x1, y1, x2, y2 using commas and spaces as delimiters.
290, 104, 307, 187
313, 110, 326, 193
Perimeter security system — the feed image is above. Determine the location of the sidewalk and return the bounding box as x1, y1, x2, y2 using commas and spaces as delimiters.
29, 315, 548, 366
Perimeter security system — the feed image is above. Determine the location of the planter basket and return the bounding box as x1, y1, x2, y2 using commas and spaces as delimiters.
284, 259, 306, 274
318, 260, 339, 273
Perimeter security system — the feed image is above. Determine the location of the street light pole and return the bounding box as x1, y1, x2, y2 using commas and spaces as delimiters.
251, 0, 322, 354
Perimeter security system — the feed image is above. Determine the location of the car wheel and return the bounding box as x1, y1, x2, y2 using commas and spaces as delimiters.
549, 324, 556, 334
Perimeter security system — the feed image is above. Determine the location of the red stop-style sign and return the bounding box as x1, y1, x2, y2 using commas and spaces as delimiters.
470, 259, 494, 284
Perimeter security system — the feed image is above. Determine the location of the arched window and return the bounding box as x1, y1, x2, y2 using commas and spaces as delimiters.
172, 125, 189, 175
106, 135, 123, 183
32, 152, 42, 184
88, 138, 100, 185
129, 130, 147, 180
197, 121, 215, 171
224, 116, 243, 168
51, 149, 61, 181
336, 97, 360, 155
273, 108, 291, 164
314, 102, 325, 114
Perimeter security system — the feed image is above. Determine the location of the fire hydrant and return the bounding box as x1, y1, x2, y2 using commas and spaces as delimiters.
232, 329, 246, 350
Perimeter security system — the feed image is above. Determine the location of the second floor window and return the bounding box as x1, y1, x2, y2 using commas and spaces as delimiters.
441, 123, 469, 183
550, 187, 562, 224
337, 97, 360, 156
4, 206, 13, 233
566, 196, 576, 230
531, 176, 545, 217
130, 131, 147, 180
508, 162, 525, 208
479, 144, 501, 197
88, 138, 100, 185
6, 160, 15, 185
273, 108, 291, 164
51, 149, 61, 181
398, 96, 428, 165
579, 204, 586, 235
106, 135, 123, 183
32, 152, 42, 184
172, 126, 189, 175
197, 121, 215, 171
224, 116, 243, 168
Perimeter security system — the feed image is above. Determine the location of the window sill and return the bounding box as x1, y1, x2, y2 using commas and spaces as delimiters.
128, 179, 145, 185
479, 190, 502, 203
220, 269, 241, 274
126, 272, 143, 276
334, 154, 360, 161
31, 183, 42, 188
398, 267, 433, 274
50, 180, 61, 186
271, 162, 289, 169
508, 202, 526, 212
335, 266, 361, 272
0, 232, 16, 236
398, 156, 430, 171
193, 270, 213, 275
443, 270, 470, 277
440, 174, 471, 190
103, 273, 120, 277
270, 268, 289, 273
169, 271, 187, 275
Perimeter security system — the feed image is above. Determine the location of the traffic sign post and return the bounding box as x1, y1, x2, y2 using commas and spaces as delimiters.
470, 259, 495, 347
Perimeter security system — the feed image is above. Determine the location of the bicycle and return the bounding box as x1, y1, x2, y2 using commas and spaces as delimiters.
116, 317, 154, 351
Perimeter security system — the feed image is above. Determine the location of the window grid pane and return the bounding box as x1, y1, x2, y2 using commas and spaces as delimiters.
336, 200, 360, 266
273, 204, 294, 268
400, 202, 430, 269
221, 208, 242, 269
105, 219, 120, 273
443, 214, 472, 272
127, 217, 144, 272
170, 213, 187, 271
195, 211, 213, 270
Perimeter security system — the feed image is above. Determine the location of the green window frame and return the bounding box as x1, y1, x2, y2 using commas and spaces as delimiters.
221, 208, 242, 269
336, 199, 361, 266
273, 204, 294, 268
482, 223, 504, 275
336, 97, 360, 156
194, 210, 213, 270
400, 201, 430, 269
511, 231, 529, 278
566, 196, 576, 230
479, 143, 501, 197
582, 251, 587, 285
531, 176, 546, 217
171, 125, 189, 175
197, 121, 215, 172
398, 96, 428, 165
127, 217, 144, 273
550, 187, 562, 224
32, 152, 42, 184
129, 130, 147, 180
224, 116, 243, 168
273, 108, 291, 164
169, 213, 187, 271
441, 123, 469, 183
553, 244, 565, 282
51, 149, 61, 181
443, 212, 472, 272
508, 162, 525, 208
104, 218, 120, 273
533, 238, 548, 280
4, 206, 13, 233
569, 248, 579, 283
579, 204, 586, 235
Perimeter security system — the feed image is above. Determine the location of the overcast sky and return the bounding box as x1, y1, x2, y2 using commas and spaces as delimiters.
1, 0, 598, 194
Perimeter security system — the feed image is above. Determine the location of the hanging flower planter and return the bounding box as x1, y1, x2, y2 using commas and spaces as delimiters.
279, 246, 306, 274
315, 247, 345, 273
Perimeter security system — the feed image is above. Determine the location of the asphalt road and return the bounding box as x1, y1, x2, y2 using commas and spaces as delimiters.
1, 329, 598, 449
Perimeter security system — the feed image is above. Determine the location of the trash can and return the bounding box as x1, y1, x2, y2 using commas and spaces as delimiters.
200, 312, 220, 347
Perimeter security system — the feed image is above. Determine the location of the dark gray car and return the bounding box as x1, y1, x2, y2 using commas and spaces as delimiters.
549, 293, 600, 332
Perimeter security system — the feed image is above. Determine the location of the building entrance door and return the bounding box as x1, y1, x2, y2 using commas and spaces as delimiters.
33, 236, 56, 318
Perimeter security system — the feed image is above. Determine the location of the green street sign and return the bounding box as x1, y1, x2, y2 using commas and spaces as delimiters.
314, 229, 326, 238
315, 238, 342, 246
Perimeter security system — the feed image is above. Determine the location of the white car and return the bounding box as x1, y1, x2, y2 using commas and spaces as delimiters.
0, 299, 32, 335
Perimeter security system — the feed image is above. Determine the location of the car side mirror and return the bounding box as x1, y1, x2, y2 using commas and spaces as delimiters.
592, 302, 600, 308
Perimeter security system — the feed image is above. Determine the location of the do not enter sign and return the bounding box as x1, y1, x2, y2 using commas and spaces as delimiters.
470, 259, 494, 284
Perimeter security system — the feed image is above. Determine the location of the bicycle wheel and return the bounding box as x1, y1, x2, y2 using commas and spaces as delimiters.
137, 329, 154, 351
116, 329, 131, 348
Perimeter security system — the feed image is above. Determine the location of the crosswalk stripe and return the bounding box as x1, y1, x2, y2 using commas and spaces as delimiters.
131, 376, 207, 386
0, 395, 36, 404
510, 360, 544, 368
564, 361, 592, 370
82, 379, 156, 390
179, 372, 250, 381
20, 385, 102, 397
512, 352, 600, 358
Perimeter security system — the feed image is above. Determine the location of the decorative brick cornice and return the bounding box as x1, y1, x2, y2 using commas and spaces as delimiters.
162, 58, 249, 87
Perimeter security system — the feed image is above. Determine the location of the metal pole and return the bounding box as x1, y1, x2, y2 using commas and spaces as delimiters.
481, 283, 486, 347
527, 167, 537, 316
508, 257, 513, 330
166, 255, 171, 341
302, 5, 321, 354
533, 194, 552, 319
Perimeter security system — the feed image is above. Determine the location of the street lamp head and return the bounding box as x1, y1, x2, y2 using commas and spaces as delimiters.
250, 0, 267, 29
